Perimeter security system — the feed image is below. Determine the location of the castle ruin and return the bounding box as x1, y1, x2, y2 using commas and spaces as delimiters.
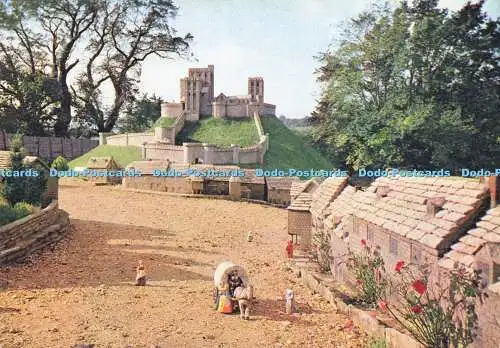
160, 65, 276, 120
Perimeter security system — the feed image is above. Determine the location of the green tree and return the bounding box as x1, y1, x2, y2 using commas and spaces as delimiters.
311, 0, 500, 170
116, 94, 163, 132
2, 134, 47, 206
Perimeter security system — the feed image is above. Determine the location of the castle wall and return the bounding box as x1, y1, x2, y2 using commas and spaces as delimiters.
261, 103, 276, 116
225, 103, 249, 118
183, 143, 205, 163
104, 132, 155, 146
144, 143, 184, 162
122, 175, 191, 193
161, 103, 183, 118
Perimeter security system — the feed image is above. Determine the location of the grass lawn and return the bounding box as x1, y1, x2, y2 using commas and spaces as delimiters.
176, 116, 259, 147
259, 115, 333, 170
68, 145, 142, 169
152, 117, 176, 129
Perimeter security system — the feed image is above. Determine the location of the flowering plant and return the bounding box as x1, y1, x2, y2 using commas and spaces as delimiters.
380, 261, 486, 348
345, 240, 388, 306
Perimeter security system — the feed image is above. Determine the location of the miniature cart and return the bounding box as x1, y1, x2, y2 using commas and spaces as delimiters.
213, 261, 249, 313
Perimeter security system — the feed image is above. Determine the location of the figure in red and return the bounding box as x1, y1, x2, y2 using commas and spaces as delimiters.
286, 240, 294, 258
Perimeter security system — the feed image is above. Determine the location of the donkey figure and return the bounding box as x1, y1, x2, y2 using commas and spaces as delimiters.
233, 284, 254, 320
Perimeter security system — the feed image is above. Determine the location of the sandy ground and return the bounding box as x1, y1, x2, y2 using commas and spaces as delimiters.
0, 180, 370, 348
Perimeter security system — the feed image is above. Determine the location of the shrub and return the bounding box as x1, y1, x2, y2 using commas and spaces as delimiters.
312, 230, 333, 272
51, 156, 69, 171
0, 202, 32, 226
13, 201, 33, 218
380, 261, 486, 348
346, 240, 388, 307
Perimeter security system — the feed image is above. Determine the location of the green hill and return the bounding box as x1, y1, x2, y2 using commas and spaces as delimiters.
69, 145, 142, 169
176, 117, 258, 147
68, 115, 333, 170
259, 115, 332, 170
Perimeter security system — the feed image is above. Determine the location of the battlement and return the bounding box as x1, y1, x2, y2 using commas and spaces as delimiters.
161, 64, 275, 120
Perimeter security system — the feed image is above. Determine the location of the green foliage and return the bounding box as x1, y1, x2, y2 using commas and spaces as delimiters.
346, 241, 388, 307
68, 145, 142, 169
312, 0, 500, 170
51, 156, 69, 171
118, 94, 163, 132
152, 117, 176, 129
0, 202, 33, 226
368, 337, 388, 348
384, 262, 486, 348
1, 140, 47, 206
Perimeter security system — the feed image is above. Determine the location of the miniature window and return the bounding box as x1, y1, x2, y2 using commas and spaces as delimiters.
367, 229, 374, 243
412, 247, 422, 264
390, 238, 398, 255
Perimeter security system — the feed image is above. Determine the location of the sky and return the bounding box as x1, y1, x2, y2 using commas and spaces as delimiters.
134, 0, 500, 119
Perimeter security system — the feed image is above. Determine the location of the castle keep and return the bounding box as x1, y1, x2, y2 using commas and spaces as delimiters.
160, 65, 276, 120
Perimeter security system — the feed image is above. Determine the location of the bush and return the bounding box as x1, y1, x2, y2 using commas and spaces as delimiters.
13, 201, 33, 218
0, 202, 32, 226
380, 261, 486, 348
51, 156, 69, 171
346, 240, 388, 307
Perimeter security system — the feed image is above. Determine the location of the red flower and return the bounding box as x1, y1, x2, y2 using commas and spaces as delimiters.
411, 305, 423, 314
361, 239, 367, 247
377, 300, 387, 311
412, 280, 427, 295
375, 269, 381, 283
356, 279, 363, 286
395, 260, 405, 273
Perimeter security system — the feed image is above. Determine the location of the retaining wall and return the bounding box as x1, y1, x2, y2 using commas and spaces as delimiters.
0, 201, 70, 264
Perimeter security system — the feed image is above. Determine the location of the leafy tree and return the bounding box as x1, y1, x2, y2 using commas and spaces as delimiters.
115, 94, 163, 132
311, 0, 500, 170
0, 0, 192, 136
51, 156, 69, 171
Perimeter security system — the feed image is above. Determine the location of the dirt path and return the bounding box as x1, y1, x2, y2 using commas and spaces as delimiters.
0, 181, 369, 348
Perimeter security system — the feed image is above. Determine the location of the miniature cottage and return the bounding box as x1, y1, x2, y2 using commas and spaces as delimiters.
86, 156, 121, 185
266, 177, 298, 206
287, 179, 319, 248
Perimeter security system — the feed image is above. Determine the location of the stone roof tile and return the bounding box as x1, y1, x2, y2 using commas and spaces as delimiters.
288, 192, 312, 211
476, 220, 497, 232
438, 258, 456, 270
416, 221, 437, 233
420, 234, 444, 249
445, 250, 468, 263
483, 232, 500, 243
451, 242, 481, 255
441, 212, 467, 224
406, 229, 426, 241
459, 235, 486, 248
428, 218, 457, 231
468, 228, 488, 238
487, 207, 500, 217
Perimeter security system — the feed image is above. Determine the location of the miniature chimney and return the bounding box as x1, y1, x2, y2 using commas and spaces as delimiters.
489, 176, 498, 208
376, 185, 390, 198
427, 197, 446, 216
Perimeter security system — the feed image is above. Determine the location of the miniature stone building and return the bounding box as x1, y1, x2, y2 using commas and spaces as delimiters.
240, 169, 265, 201
287, 179, 319, 248
439, 204, 500, 286
86, 156, 121, 185
266, 177, 298, 206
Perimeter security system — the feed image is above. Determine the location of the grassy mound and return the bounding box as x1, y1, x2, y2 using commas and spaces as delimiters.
152, 117, 176, 129
68, 145, 142, 169
259, 115, 333, 170
176, 117, 259, 147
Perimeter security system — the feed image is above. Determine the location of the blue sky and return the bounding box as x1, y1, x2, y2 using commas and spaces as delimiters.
136, 0, 500, 119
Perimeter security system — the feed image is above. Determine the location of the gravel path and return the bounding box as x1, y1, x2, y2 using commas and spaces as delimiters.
0, 181, 369, 348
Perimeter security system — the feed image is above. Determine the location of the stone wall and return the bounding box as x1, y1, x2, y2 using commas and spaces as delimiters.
0, 132, 98, 161
0, 201, 70, 264
104, 132, 155, 146
268, 187, 292, 206
288, 210, 312, 243
122, 175, 191, 193
144, 143, 184, 162
472, 283, 500, 348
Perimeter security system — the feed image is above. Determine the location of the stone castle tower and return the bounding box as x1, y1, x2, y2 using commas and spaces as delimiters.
161, 65, 275, 120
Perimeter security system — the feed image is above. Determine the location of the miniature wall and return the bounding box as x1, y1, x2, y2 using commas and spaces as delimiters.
268, 187, 292, 206
0, 132, 98, 161
0, 201, 70, 264
122, 175, 191, 193
103, 132, 155, 146
288, 210, 312, 241
472, 283, 500, 348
